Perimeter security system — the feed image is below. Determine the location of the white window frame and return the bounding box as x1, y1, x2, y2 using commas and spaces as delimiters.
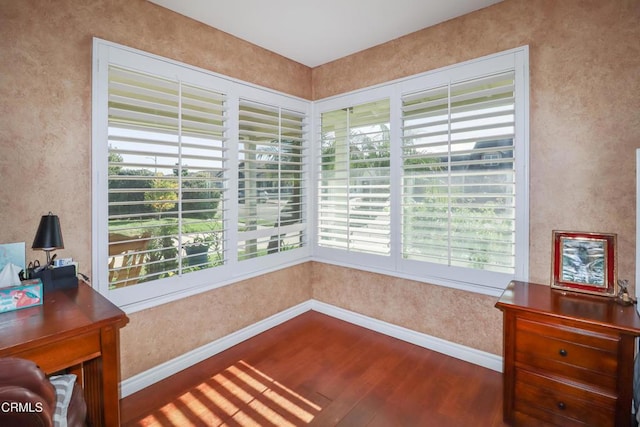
312, 46, 529, 296
92, 39, 311, 312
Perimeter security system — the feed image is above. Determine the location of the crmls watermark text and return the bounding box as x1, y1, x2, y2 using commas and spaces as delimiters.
1, 401, 44, 413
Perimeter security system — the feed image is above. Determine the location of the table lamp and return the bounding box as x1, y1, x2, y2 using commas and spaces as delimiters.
32, 212, 64, 265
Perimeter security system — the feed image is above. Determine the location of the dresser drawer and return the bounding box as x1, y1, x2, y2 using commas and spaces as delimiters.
515, 369, 616, 427
515, 317, 619, 390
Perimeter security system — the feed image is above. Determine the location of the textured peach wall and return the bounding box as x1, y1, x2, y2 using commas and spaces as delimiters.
314, 0, 640, 285
0, 0, 311, 275
1, 0, 639, 378
0, 0, 311, 380
311, 0, 640, 355
121, 263, 311, 379
310, 263, 502, 354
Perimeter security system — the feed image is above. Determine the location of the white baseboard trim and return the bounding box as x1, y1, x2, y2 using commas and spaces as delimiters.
120, 300, 313, 398
308, 300, 503, 373
120, 299, 503, 398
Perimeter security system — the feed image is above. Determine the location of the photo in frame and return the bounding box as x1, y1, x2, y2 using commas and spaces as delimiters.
551, 231, 617, 297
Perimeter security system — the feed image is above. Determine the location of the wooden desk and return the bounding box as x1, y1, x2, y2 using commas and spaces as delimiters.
0, 281, 128, 426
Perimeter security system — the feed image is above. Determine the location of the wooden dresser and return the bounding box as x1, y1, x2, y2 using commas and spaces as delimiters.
496, 281, 640, 427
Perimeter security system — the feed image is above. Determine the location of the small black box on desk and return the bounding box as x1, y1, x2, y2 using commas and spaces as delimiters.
31, 265, 78, 292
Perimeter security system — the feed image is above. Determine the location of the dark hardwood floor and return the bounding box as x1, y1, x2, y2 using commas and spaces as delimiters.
121, 311, 506, 426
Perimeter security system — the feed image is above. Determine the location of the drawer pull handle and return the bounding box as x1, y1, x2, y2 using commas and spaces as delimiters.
559, 348, 568, 357
557, 402, 566, 410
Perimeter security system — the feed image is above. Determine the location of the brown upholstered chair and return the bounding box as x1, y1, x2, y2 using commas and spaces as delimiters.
0, 358, 86, 427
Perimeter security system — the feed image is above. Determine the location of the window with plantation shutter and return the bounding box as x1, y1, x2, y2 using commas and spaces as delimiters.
401, 71, 516, 274
238, 100, 307, 260
94, 39, 311, 309
107, 65, 228, 290
318, 99, 391, 256
314, 47, 528, 293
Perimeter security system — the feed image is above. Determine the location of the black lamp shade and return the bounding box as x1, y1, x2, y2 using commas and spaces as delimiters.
32, 212, 64, 250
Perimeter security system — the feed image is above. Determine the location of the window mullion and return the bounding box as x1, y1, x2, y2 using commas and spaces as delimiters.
177, 80, 184, 275
226, 96, 240, 267
447, 81, 453, 267
346, 108, 351, 251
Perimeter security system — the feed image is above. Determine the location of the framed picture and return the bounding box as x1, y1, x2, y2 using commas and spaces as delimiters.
551, 231, 617, 297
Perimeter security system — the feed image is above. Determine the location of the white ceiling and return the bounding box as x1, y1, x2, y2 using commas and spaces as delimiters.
148, 0, 503, 67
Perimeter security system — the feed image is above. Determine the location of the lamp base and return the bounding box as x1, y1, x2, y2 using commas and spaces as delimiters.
30, 265, 78, 292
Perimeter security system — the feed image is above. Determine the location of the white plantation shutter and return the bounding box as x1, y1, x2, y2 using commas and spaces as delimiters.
318, 99, 391, 256
401, 71, 516, 273
238, 99, 306, 260
107, 65, 228, 289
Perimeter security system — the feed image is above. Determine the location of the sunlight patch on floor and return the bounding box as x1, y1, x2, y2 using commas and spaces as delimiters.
135, 360, 323, 426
